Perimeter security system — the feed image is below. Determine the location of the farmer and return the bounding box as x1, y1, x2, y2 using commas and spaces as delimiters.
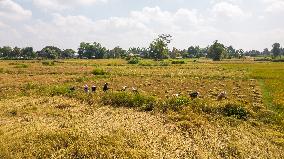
103, 83, 109, 92
84, 85, 89, 93
91, 85, 97, 92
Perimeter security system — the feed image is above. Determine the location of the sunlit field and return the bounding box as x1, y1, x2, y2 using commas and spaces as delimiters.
0, 59, 283, 158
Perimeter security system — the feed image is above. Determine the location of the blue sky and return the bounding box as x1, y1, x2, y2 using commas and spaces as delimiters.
0, 0, 284, 51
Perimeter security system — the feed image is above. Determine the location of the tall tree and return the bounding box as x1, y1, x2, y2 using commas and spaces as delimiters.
110, 46, 126, 58
0, 46, 12, 58
78, 42, 106, 59
272, 43, 281, 58
262, 48, 270, 56
11, 47, 22, 59
170, 47, 181, 59
227, 45, 236, 58
236, 49, 244, 58
21, 47, 35, 59
149, 34, 172, 60
61, 49, 75, 59
39, 46, 62, 59
208, 40, 226, 61
187, 46, 199, 58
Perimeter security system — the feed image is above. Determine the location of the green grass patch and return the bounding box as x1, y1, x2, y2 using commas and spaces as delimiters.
171, 60, 186, 64
9, 63, 29, 68
222, 103, 248, 119
161, 96, 190, 112
91, 68, 109, 75
101, 92, 156, 111
42, 61, 55, 66
127, 57, 140, 64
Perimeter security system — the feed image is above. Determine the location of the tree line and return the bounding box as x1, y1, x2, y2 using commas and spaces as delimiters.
0, 35, 283, 61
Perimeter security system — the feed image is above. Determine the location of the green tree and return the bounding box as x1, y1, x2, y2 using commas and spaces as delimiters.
21, 47, 35, 59
11, 47, 22, 59
110, 46, 126, 58
0, 46, 12, 59
149, 34, 172, 60
187, 46, 199, 58
262, 48, 270, 56
78, 42, 106, 59
227, 45, 236, 58
208, 40, 226, 61
170, 47, 181, 59
236, 49, 244, 58
39, 46, 61, 59
272, 43, 281, 58
61, 49, 75, 59
199, 47, 209, 57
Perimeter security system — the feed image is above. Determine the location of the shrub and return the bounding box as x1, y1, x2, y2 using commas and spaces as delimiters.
162, 97, 190, 112
92, 68, 108, 75
42, 61, 55, 66
254, 57, 271, 61
272, 59, 284, 62
138, 61, 153, 66
101, 92, 156, 111
222, 103, 248, 119
159, 61, 170, 66
127, 57, 139, 64
171, 60, 186, 64
46, 85, 75, 96
75, 77, 88, 82
24, 83, 38, 90
9, 63, 28, 68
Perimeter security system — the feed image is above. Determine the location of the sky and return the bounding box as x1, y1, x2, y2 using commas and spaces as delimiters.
0, 0, 284, 51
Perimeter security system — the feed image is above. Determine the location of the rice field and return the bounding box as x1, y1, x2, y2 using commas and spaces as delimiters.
0, 59, 283, 158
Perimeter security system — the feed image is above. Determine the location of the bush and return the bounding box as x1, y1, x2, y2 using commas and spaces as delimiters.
254, 57, 271, 61
159, 61, 170, 66
162, 97, 190, 112
101, 92, 156, 111
138, 61, 153, 66
46, 85, 75, 96
171, 60, 186, 64
272, 59, 284, 62
222, 103, 248, 119
92, 68, 108, 75
127, 57, 140, 64
42, 61, 55, 66
8, 63, 28, 68
14, 64, 28, 68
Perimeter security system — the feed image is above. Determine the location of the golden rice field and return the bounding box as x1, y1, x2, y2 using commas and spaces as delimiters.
0, 59, 283, 158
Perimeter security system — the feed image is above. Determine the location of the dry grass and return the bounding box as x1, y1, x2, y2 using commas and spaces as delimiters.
0, 97, 283, 158
0, 59, 283, 158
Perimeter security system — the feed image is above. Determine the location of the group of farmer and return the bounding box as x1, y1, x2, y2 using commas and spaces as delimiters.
82, 83, 109, 93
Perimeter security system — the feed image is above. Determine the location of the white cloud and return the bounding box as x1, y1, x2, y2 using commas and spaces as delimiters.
0, 21, 8, 28
1, 3, 283, 51
32, 0, 108, 11
20, 6, 205, 50
0, 0, 32, 21
263, 0, 284, 13
211, 1, 248, 19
